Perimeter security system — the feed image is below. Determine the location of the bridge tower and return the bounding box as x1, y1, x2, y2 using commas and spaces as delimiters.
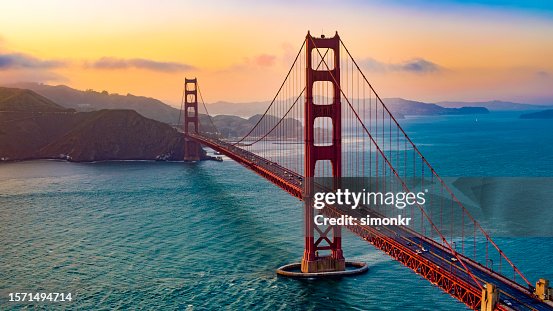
302, 32, 345, 273
183, 78, 202, 161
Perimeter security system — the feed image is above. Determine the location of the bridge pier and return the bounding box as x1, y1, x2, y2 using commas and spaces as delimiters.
183, 78, 201, 161
480, 283, 499, 311
301, 197, 346, 273
183, 139, 202, 162
535, 278, 552, 301
301, 254, 345, 273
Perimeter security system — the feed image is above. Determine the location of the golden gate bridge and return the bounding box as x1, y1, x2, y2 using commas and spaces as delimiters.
179, 32, 552, 311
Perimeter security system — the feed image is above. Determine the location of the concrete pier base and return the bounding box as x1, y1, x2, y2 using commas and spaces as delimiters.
276, 261, 368, 278
301, 256, 345, 273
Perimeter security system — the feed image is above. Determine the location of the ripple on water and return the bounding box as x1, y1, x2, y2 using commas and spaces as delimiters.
1, 159, 552, 310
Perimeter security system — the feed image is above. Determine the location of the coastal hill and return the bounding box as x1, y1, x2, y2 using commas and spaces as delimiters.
211, 114, 302, 138
0, 87, 74, 112
6, 82, 180, 124
382, 98, 488, 116
38, 110, 190, 162
0, 87, 202, 162
519, 109, 553, 119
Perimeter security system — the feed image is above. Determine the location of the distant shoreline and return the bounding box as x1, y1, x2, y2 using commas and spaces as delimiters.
0, 157, 219, 165
519, 109, 553, 119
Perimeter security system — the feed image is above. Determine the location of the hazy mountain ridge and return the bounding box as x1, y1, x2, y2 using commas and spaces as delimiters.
207, 97, 490, 117
6, 83, 550, 123
5, 82, 181, 124
437, 100, 553, 111
8, 83, 538, 123
1, 83, 549, 162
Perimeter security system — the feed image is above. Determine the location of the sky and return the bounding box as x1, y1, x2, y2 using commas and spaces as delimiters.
0, 0, 552, 106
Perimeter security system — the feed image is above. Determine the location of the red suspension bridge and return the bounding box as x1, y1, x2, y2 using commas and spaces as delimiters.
180, 32, 552, 311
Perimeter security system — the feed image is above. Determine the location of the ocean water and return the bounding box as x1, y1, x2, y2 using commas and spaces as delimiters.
1, 112, 552, 310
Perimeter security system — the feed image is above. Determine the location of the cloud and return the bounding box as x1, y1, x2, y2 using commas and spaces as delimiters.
254, 54, 276, 67
0, 48, 68, 83
89, 57, 194, 72
536, 70, 550, 79
399, 58, 442, 73
0, 70, 68, 84
216, 53, 278, 74
0, 52, 65, 70
280, 42, 297, 65
360, 57, 443, 74
361, 58, 389, 72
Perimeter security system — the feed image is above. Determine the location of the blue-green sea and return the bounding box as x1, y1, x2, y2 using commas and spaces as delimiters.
1, 112, 552, 310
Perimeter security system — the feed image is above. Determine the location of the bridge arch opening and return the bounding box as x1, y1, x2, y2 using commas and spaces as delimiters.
311, 48, 335, 70
314, 117, 333, 147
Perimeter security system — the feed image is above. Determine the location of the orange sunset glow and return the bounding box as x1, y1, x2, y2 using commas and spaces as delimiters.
1, 0, 552, 105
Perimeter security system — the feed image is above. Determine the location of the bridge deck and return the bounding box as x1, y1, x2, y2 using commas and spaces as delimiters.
189, 134, 553, 311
